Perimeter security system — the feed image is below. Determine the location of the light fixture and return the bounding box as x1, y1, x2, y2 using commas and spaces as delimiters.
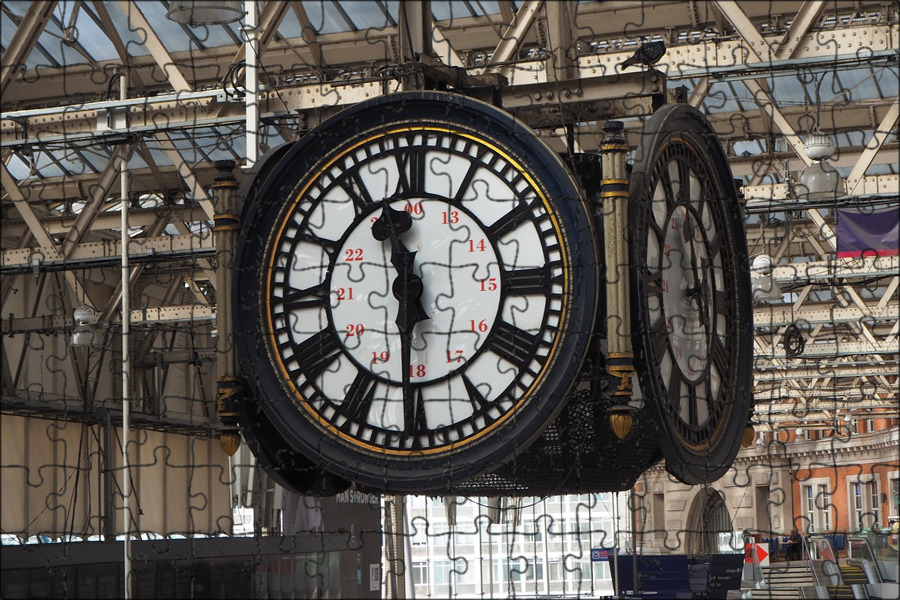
795, 427, 804, 438
755, 435, 765, 453
844, 413, 852, 423
71, 304, 97, 347
795, 132, 844, 200
166, 1, 243, 26
751, 254, 782, 301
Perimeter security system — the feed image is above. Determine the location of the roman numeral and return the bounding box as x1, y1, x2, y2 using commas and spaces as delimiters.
706, 231, 723, 260
667, 363, 683, 413
340, 371, 377, 426
650, 316, 669, 362
298, 232, 337, 257
462, 374, 491, 412
714, 289, 732, 321
504, 264, 562, 296
395, 147, 427, 196
453, 160, 479, 202
487, 199, 542, 239
338, 171, 375, 214
291, 329, 342, 380
283, 282, 327, 311
407, 388, 433, 448
685, 383, 699, 427
487, 321, 541, 370
709, 335, 729, 380
676, 160, 691, 205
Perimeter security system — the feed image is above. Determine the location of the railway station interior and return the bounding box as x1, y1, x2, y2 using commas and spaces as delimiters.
1, 1, 898, 598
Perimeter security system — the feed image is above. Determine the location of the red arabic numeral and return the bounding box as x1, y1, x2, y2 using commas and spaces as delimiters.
470, 319, 488, 333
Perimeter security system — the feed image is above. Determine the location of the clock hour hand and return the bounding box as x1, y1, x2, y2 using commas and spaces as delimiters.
684, 234, 710, 330
372, 202, 412, 242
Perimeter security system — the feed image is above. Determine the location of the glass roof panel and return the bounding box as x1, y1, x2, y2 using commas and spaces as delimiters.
5, 154, 31, 180
104, 2, 152, 57
145, 146, 173, 167
304, 1, 353, 34
176, 20, 243, 48
874, 66, 899, 97
72, 8, 118, 61
339, 2, 392, 29
865, 164, 894, 175
768, 74, 808, 108
207, 140, 243, 162
478, 2, 502, 16
51, 150, 92, 176
830, 67, 881, 102
385, 1, 400, 22
24, 47, 50, 70
432, 1, 476, 22
0, 14, 17, 52
702, 81, 741, 114
276, 10, 303, 40
38, 36, 92, 68
127, 151, 148, 171
33, 151, 65, 178
132, 1, 195, 53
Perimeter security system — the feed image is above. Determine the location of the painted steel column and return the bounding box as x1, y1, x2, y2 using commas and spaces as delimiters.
211, 160, 243, 456
118, 71, 133, 600
600, 120, 636, 439
244, 0, 259, 169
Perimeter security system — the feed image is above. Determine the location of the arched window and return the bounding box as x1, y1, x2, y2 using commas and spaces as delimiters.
686, 488, 732, 554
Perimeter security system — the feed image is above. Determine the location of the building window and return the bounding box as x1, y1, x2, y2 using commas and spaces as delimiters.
817, 484, 832, 531
412, 562, 429, 586
653, 493, 666, 540
850, 481, 880, 531
803, 481, 832, 534
890, 476, 899, 519
870, 483, 881, 526
410, 517, 428, 545
432, 560, 452, 585
549, 560, 562, 582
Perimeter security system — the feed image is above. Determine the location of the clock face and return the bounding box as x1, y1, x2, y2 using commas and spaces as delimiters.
235, 92, 598, 492
629, 103, 752, 485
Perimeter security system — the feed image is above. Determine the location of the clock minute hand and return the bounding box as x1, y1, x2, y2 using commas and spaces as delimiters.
684, 236, 710, 330
372, 203, 429, 435
391, 246, 430, 435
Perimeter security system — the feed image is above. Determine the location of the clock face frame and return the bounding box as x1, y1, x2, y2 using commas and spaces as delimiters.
234, 92, 598, 492
629, 103, 752, 485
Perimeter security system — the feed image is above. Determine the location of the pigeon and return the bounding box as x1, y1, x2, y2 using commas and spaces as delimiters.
619, 40, 667, 69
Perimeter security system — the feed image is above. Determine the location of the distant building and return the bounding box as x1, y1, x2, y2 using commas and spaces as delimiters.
407, 493, 628, 598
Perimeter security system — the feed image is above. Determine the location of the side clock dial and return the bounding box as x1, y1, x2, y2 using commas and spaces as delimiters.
628, 104, 753, 484
235, 92, 598, 492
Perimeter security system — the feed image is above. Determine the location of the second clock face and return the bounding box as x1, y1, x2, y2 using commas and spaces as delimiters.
629, 103, 753, 485
236, 92, 598, 491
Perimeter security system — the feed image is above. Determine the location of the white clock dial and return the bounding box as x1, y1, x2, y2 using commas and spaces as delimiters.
266, 128, 567, 452
236, 92, 598, 491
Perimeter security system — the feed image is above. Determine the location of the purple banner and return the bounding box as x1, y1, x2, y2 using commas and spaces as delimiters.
836, 208, 899, 258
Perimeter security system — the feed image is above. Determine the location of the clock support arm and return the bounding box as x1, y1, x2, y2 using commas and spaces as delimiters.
600, 121, 638, 439
211, 160, 244, 457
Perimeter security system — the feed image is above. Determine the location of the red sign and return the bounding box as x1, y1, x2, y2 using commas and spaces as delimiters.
744, 543, 768, 564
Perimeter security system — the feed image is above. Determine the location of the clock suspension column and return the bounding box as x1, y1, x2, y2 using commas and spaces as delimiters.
600, 120, 637, 439
211, 159, 243, 457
